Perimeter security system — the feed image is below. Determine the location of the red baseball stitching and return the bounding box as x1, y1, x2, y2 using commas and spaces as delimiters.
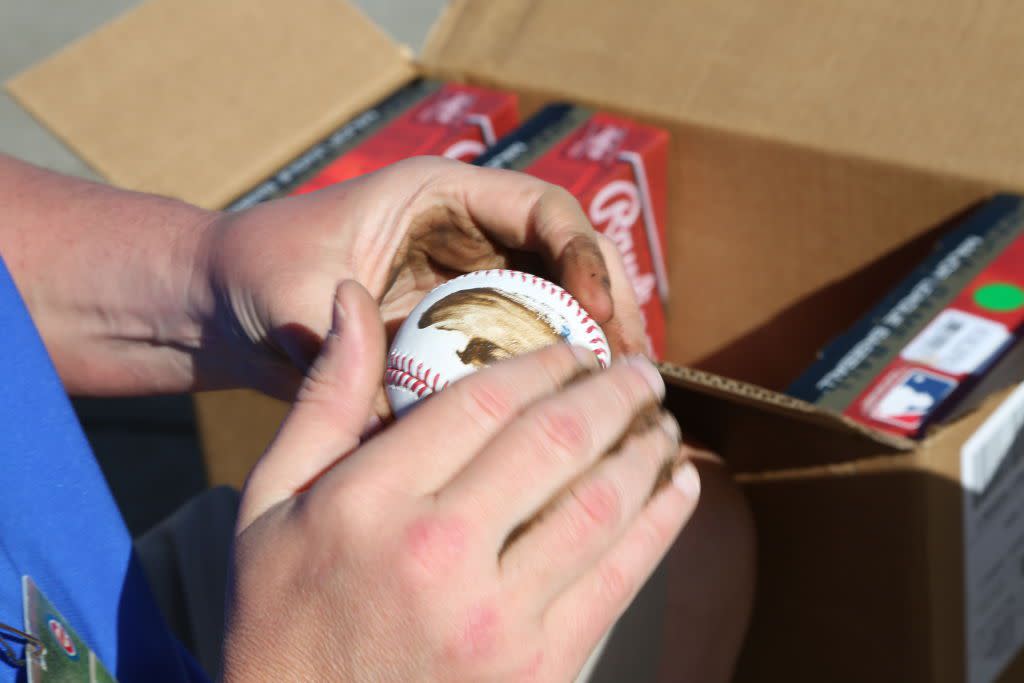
386, 351, 450, 399
386, 270, 611, 400
385, 367, 431, 398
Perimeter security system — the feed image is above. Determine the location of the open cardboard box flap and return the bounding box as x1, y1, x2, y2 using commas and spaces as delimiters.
425, 0, 1024, 191
6, 0, 417, 210
659, 362, 917, 471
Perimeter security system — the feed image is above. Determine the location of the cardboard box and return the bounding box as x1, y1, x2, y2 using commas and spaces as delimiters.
9, 1, 1024, 680
475, 104, 670, 358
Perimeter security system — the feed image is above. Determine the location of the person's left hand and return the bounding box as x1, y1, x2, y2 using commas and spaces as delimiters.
193, 156, 647, 409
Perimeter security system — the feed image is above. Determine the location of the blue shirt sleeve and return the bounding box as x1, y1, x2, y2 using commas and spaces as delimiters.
0, 257, 206, 683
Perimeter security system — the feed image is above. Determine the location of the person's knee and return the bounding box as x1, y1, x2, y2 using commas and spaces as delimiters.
689, 452, 756, 585
658, 451, 756, 682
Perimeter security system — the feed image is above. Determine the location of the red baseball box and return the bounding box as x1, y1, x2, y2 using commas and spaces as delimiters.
228, 80, 518, 209
474, 105, 669, 358
789, 195, 1024, 438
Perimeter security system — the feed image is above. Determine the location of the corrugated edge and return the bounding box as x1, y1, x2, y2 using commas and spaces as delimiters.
658, 362, 915, 452
734, 452, 917, 484
4, 2, 145, 184
4, 80, 110, 181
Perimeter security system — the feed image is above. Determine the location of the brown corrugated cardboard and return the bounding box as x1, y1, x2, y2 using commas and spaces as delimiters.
8, 0, 1024, 680
8, 0, 416, 210
425, 0, 1024, 188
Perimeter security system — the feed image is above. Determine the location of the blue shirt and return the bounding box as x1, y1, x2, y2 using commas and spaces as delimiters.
0, 257, 205, 682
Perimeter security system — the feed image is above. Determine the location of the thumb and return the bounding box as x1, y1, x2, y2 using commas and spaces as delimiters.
239, 279, 385, 529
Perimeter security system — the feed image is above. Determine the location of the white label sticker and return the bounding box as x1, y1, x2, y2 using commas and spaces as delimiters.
903, 309, 1010, 376
962, 382, 1024, 683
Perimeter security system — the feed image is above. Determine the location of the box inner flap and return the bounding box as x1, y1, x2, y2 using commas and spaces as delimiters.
6, 0, 416, 209
425, 0, 1024, 190
660, 363, 914, 471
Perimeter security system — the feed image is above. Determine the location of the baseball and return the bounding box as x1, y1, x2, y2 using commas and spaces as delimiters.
386, 269, 612, 415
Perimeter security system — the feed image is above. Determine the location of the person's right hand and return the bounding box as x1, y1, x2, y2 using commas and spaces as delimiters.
222, 279, 701, 682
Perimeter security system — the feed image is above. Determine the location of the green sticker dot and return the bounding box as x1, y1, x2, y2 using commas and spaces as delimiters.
974, 283, 1024, 312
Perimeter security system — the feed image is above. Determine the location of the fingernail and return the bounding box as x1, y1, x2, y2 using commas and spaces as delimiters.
623, 354, 664, 398
660, 411, 681, 443
672, 461, 701, 499
569, 344, 598, 367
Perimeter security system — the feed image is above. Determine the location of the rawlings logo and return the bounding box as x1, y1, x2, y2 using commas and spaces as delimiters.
568, 123, 627, 164
418, 91, 476, 126
589, 180, 657, 306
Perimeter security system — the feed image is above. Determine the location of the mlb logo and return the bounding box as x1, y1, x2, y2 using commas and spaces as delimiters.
867, 368, 958, 430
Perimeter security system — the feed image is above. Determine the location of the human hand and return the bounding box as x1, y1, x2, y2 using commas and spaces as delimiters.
223, 280, 699, 682
195, 157, 647, 403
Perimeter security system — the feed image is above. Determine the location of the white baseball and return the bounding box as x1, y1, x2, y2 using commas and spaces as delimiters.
386, 269, 612, 415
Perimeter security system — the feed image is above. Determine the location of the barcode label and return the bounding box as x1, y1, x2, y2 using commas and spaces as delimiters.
903, 309, 1010, 375
963, 382, 1024, 683
921, 318, 964, 354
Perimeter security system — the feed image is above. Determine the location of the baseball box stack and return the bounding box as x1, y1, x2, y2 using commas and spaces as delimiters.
228, 79, 519, 210
14, 0, 1024, 680
789, 195, 1024, 438
475, 105, 670, 359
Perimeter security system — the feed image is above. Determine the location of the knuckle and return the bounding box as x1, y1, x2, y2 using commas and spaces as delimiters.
397, 513, 473, 587
457, 378, 517, 428
618, 362, 659, 405
572, 479, 623, 533
541, 182, 581, 210
393, 155, 447, 175
553, 481, 623, 551
612, 364, 655, 409
596, 561, 634, 605
532, 404, 590, 461
379, 157, 455, 199
528, 182, 587, 229
440, 601, 506, 668
636, 510, 677, 554
639, 422, 678, 463
534, 343, 581, 383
